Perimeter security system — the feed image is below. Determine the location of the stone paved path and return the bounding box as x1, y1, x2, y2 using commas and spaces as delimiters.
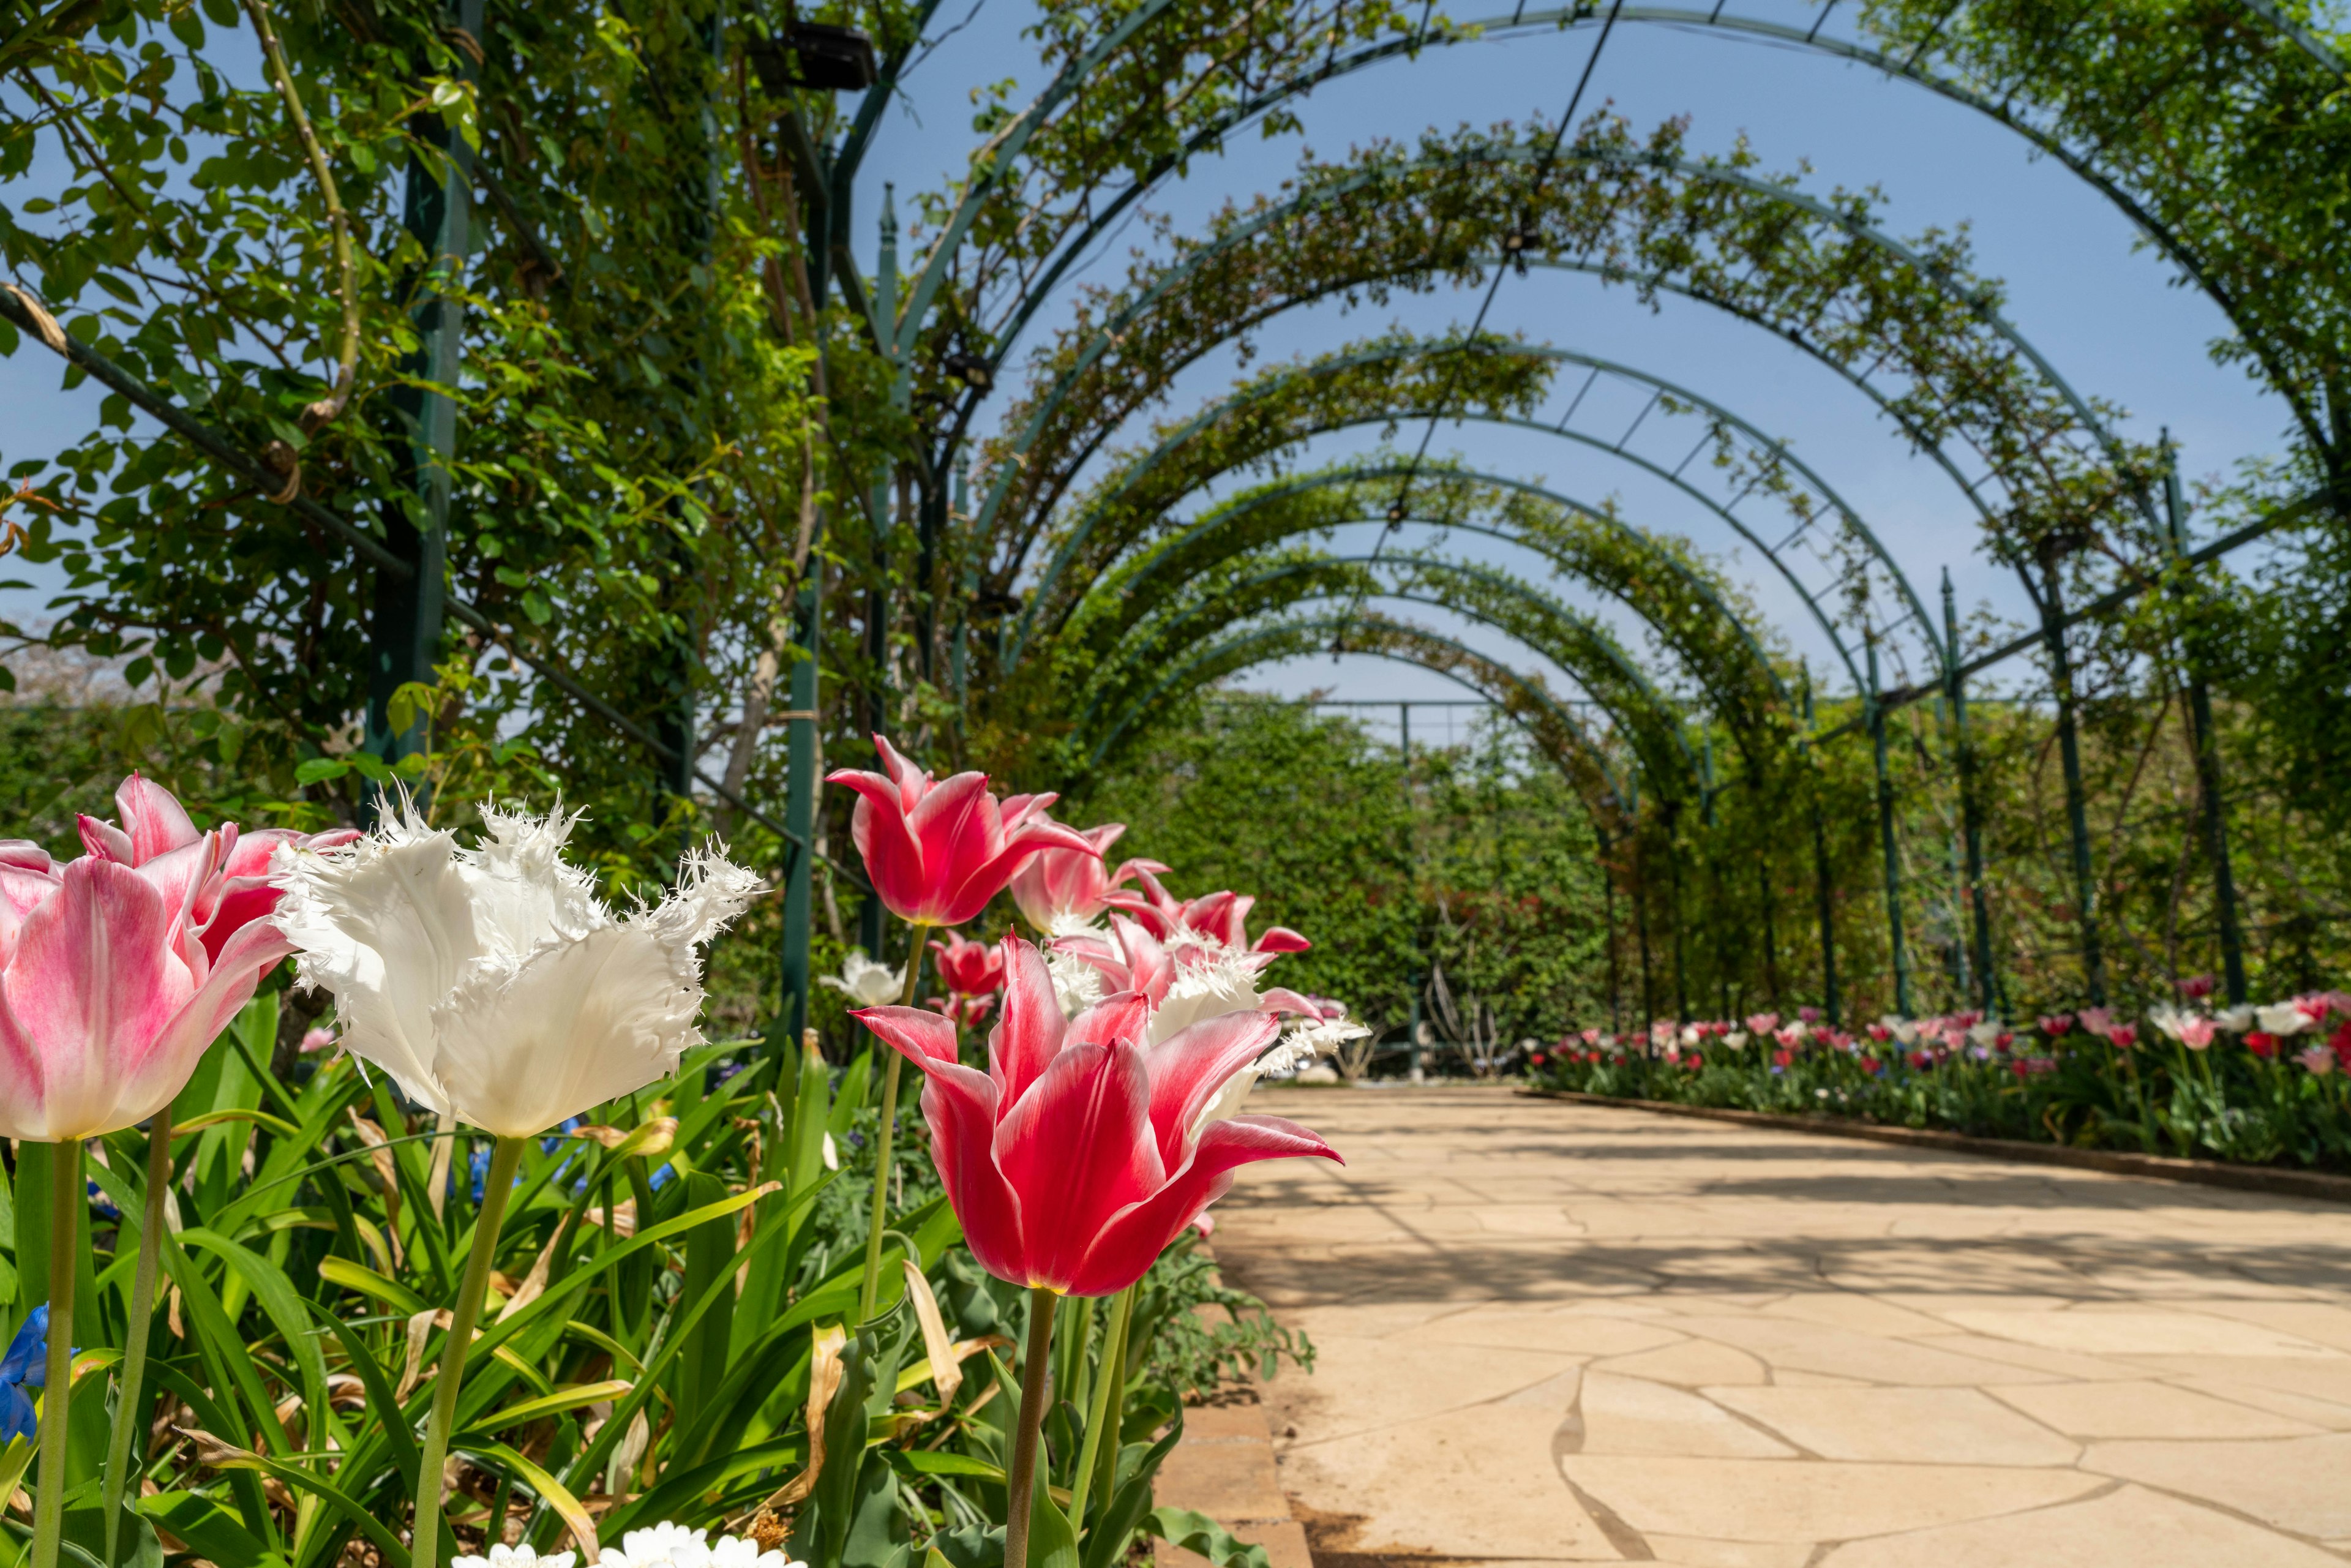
1213, 1084, 2351, 1567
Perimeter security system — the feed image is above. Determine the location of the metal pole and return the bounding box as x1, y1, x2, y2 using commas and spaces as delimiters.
857, 193, 899, 962
1401, 702, 1422, 1081
1802, 666, 1840, 1026
2165, 445, 2247, 1004
1600, 823, 1622, 1035
1630, 780, 1655, 1027
1667, 814, 1690, 1024
1867, 634, 1910, 1016
2039, 558, 2106, 1004
366, 0, 486, 795
1943, 569, 1996, 1013
773, 565, 825, 1051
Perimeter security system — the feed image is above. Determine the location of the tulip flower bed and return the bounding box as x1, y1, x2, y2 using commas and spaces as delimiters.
1528, 998, 2351, 1172
0, 749, 1344, 1568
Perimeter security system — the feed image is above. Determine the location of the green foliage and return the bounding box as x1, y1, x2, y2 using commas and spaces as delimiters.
1071, 695, 1609, 1054
0, 998, 1280, 1564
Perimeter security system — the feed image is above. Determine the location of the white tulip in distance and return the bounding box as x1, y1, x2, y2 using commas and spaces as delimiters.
270, 801, 761, 1138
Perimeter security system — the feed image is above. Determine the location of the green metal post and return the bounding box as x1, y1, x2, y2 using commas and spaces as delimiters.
1942, 569, 1996, 1012
2165, 445, 2247, 1004
856, 194, 899, 962
1667, 815, 1690, 1024
1867, 635, 1910, 1016
773, 567, 824, 1051
1600, 822, 1622, 1035
2039, 558, 2106, 1004
366, 0, 485, 793
1802, 665, 1839, 1026
1401, 701, 1422, 1081
1630, 778, 1654, 1029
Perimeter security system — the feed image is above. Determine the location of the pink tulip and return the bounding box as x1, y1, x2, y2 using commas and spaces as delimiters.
852, 937, 1339, 1296
0, 777, 321, 1141
2079, 1006, 2115, 1040
2176, 1016, 2216, 1051
1103, 869, 1309, 957
1745, 1012, 1779, 1033
930, 929, 1009, 999
1006, 816, 1167, 934
828, 737, 1098, 928
76, 773, 358, 961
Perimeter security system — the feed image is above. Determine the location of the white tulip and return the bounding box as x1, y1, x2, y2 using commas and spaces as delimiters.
271, 801, 760, 1139
2256, 1002, 2314, 1037
453, 1547, 575, 1568
599, 1521, 804, 1568
818, 950, 904, 1007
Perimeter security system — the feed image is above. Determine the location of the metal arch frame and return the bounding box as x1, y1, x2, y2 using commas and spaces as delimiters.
1008, 337, 1938, 681
970, 137, 2142, 596
1128, 460, 1787, 705
949, 2, 2323, 459
1080, 552, 1701, 786
883, 0, 1183, 362
1090, 612, 1635, 820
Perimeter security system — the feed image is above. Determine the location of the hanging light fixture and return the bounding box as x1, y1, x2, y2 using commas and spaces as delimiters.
943, 351, 994, 396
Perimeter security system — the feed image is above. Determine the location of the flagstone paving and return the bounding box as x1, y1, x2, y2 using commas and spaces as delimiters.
1210, 1085, 2351, 1567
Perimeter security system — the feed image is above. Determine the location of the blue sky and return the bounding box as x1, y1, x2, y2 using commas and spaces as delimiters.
1, 2, 2306, 748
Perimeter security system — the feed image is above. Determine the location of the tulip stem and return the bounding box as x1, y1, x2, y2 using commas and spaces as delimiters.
859, 921, 927, 1318
1066, 1284, 1134, 1529
1004, 1286, 1059, 1568
32, 1141, 80, 1568
412, 1135, 523, 1568
102, 1106, 172, 1567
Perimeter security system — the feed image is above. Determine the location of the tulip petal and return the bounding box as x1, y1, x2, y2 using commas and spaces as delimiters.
994, 1038, 1162, 1292
1065, 1114, 1339, 1297
0, 858, 195, 1141
832, 771, 929, 921
115, 916, 294, 1133
1252, 927, 1313, 954
1068, 991, 1151, 1052
872, 734, 930, 811
270, 819, 479, 1119
1108, 915, 1174, 1008
912, 773, 1000, 923
853, 1010, 1029, 1284
117, 773, 202, 863
852, 1004, 962, 1066
1142, 1009, 1281, 1169
429, 921, 698, 1138
77, 814, 135, 865
988, 937, 1067, 1108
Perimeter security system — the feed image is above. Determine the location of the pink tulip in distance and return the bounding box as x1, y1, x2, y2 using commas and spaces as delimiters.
853, 936, 1339, 1296
1007, 815, 1167, 933
0, 775, 347, 1141
827, 737, 1098, 927
1104, 868, 1308, 959
930, 929, 1009, 999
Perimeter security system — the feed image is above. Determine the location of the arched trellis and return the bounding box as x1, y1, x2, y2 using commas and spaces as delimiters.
1008, 335, 1945, 685
1089, 610, 1634, 822
969, 129, 2158, 598
1052, 459, 1793, 758
1076, 551, 1701, 794
946, 2, 2343, 468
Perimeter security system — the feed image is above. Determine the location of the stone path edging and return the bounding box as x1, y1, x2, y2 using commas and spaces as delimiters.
1519, 1087, 2351, 1205
1152, 1399, 1311, 1568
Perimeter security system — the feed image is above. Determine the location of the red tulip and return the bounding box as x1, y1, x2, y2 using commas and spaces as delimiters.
929, 929, 1008, 999
853, 937, 1339, 1295
827, 737, 1098, 927
1007, 816, 1167, 934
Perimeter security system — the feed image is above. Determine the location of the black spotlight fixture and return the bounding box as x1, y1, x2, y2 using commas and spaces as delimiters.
748, 21, 877, 94
943, 351, 994, 396
1385, 501, 1408, 525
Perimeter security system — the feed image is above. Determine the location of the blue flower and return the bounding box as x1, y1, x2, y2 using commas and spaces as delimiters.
86, 1179, 119, 1221
1, 1307, 53, 1448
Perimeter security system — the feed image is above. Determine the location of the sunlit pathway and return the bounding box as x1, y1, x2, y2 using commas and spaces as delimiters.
1215, 1085, 2351, 1568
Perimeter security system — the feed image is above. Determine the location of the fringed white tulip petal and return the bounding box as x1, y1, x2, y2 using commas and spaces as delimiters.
463, 803, 604, 955
430, 923, 694, 1138
269, 809, 478, 1116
